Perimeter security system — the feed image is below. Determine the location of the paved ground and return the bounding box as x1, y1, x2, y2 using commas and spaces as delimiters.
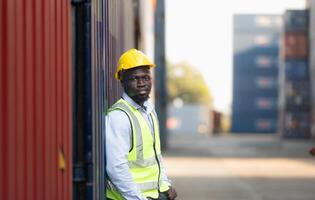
163, 133, 315, 200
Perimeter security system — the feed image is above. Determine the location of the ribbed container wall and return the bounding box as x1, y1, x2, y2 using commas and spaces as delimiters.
72, 1, 137, 199
91, 0, 137, 198
279, 10, 310, 139
104, 0, 136, 108
232, 14, 281, 133
0, 0, 72, 200
91, 0, 106, 198
103, 0, 138, 198
309, 0, 315, 138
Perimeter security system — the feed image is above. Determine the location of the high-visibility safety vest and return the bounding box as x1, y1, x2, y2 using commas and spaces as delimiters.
106, 98, 169, 200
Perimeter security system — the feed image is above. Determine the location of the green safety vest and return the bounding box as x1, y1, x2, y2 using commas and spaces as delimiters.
106, 98, 169, 200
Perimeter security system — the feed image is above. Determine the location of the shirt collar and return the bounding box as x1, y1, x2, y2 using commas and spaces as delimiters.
122, 92, 154, 114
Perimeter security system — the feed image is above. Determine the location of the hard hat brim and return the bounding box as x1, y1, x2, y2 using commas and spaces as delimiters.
115, 48, 156, 80
115, 64, 156, 80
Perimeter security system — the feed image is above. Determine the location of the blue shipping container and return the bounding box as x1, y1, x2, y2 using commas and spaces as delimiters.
283, 111, 310, 138
284, 10, 309, 32
285, 60, 309, 80
232, 109, 278, 119
234, 51, 279, 75
285, 80, 310, 97
232, 115, 277, 133
234, 76, 278, 90
234, 14, 282, 33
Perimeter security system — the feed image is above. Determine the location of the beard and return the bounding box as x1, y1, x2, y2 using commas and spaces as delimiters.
123, 82, 152, 105
131, 93, 150, 105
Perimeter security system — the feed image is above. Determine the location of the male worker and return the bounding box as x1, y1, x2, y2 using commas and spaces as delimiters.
106, 49, 177, 200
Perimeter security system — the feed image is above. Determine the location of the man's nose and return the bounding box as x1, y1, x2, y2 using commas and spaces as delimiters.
137, 79, 145, 86
136, 78, 147, 86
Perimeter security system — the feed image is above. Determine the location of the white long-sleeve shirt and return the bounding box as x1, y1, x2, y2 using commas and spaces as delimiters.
105, 93, 171, 200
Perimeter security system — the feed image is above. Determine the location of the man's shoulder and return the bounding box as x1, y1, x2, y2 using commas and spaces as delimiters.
106, 98, 128, 113
107, 107, 128, 118
106, 109, 132, 129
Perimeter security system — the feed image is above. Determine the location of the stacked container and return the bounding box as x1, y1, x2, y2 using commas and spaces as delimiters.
232, 15, 282, 133
279, 10, 310, 138
307, 0, 315, 139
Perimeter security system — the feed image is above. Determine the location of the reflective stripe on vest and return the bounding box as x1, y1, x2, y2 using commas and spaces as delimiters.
137, 180, 161, 192
111, 100, 161, 169
107, 179, 164, 192
111, 102, 144, 160
128, 154, 162, 168
108, 99, 160, 190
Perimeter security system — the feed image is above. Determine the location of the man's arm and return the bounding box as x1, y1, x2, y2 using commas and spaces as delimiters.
159, 156, 177, 199
159, 156, 171, 186
106, 110, 147, 200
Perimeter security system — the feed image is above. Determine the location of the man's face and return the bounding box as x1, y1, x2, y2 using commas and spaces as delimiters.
121, 66, 152, 105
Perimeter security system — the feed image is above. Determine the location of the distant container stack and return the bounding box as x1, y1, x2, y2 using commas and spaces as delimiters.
279, 10, 310, 138
232, 14, 282, 133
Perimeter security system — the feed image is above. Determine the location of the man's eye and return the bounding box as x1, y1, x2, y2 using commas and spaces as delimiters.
129, 76, 151, 82
144, 76, 151, 81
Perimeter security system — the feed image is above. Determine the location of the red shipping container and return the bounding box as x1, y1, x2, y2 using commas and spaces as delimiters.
0, 0, 72, 200
282, 32, 308, 59
212, 111, 222, 133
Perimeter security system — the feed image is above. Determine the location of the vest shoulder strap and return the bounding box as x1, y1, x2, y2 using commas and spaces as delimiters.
109, 99, 143, 155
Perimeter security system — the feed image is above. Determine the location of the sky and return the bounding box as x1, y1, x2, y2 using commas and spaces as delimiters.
165, 0, 306, 114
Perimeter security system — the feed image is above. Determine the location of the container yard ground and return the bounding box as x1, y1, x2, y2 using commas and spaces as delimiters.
163, 133, 315, 200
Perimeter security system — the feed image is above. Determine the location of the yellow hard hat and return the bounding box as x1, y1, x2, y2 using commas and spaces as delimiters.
115, 48, 156, 80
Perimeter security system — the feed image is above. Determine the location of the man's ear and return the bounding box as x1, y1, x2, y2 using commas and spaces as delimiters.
119, 70, 126, 81
120, 74, 127, 89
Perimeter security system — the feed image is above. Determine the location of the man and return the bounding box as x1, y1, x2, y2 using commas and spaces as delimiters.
106, 49, 177, 200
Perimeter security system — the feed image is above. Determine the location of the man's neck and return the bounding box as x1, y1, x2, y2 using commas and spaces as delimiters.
132, 98, 145, 108
122, 93, 146, 108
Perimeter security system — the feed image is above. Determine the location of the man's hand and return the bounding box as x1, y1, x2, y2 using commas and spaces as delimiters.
167, 186, 177, 200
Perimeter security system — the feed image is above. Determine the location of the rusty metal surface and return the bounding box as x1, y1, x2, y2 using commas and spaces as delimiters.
0, 0, 72, 199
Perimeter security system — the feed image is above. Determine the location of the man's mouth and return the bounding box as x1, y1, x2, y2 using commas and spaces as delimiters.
138, 90, 148, 95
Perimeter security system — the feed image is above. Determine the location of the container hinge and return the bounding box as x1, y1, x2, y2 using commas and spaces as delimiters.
73, 164, 86, 182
